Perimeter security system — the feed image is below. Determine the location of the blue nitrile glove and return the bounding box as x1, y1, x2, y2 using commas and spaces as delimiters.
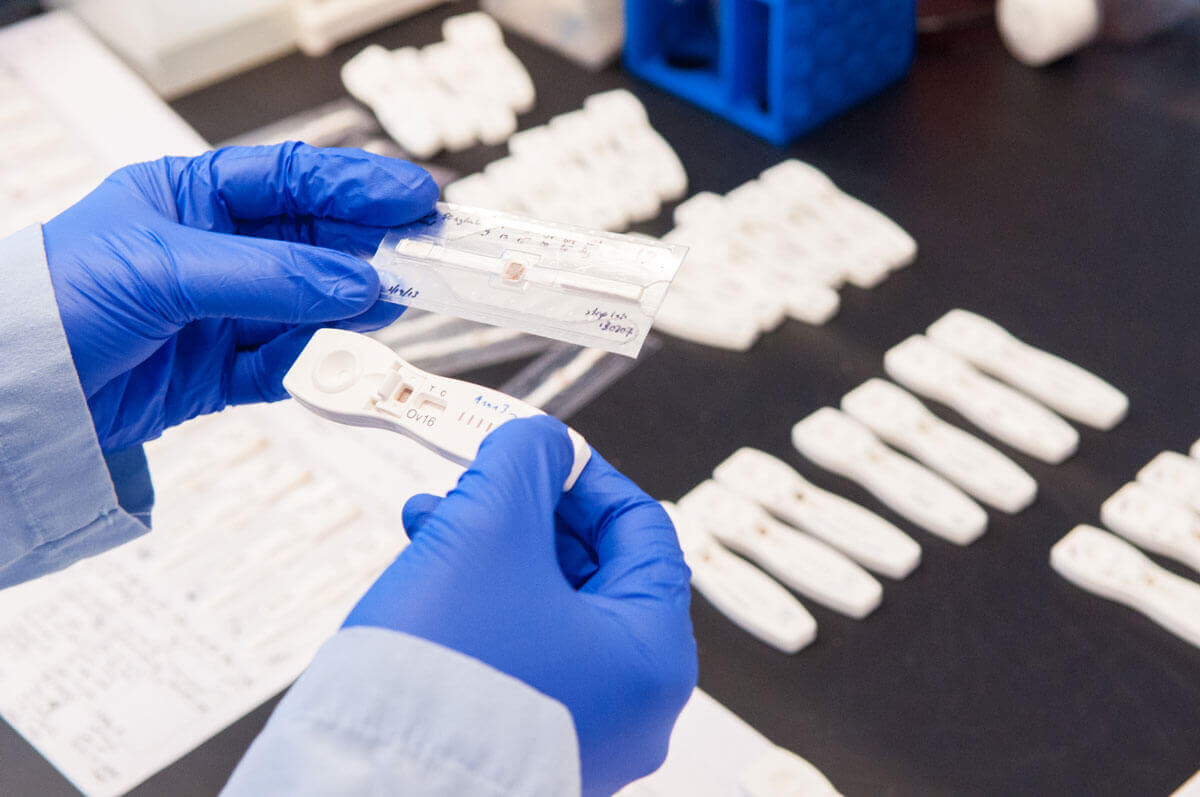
42, 142, 437, 452
344, 416, 698, 796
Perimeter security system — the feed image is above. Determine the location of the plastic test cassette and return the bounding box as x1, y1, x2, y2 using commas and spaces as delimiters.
371, 202, 687, 357
283, 328, 591, 490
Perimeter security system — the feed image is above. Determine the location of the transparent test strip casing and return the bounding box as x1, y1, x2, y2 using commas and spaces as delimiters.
371, 202, 687, 357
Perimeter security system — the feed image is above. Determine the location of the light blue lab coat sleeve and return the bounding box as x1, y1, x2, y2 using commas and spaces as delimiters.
0, 225, 152, 589
223, 627, 582, 796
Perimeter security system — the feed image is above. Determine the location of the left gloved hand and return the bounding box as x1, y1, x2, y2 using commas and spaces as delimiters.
42, 142, 437, 452
345, 416, 698, 796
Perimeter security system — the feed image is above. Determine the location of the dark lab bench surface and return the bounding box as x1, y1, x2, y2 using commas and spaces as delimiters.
4, 4, 1200, 795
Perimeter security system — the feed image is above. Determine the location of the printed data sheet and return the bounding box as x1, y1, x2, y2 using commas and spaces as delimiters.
0, 401, 462, 796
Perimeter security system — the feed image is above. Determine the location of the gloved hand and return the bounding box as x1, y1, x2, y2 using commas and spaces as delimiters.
345, 416, 697, 796
42, 142, 437, 452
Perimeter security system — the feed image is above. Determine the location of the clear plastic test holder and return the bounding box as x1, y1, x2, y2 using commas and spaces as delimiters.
371, 202, 687, 357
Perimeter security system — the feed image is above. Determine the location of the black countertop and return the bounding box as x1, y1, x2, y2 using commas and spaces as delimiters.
4, 5, 1200, 795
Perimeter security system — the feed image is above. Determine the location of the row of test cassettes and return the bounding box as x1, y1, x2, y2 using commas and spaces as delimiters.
664, 308, 1130, 652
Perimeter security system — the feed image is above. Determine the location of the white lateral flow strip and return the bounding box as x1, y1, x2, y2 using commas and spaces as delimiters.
841, 379, 1037, 513
444, 89, 686, 233
712, 448, 921, 579
926, 309, 1129, 430
1101, 483, 1200, 575
661, 502, 817, 654
340, 13, 532, 158
739, 746, 845, 797
396, 325, 526, 363
372, 312, 459, 346
1191, 438, 1200, 460
650, 286, 762, 352
283, 329, 590, 490
1051, 525, 1200, 650
884, 335, 1079, 464
1136, 451, 1200, 515
758, 160, 916, 284
651, 158, 918, 351
791, 408, 988, 545
666, 189, 840, 327
677, 481, 882, 619
519, 347, 609, 409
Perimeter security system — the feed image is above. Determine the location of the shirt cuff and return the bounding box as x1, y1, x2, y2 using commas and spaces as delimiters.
223, 627, 582, 797
0, 225, 150, 588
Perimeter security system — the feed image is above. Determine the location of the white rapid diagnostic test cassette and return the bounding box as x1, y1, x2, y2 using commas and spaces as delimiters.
651, 288, 762, 352
667, 190, 841, 326
1136, 452, 1200, 515
371, 202, 686, 357
927, 309, 1128, 430
757, 160, 916, 288
713, 448, 921, 579
791, 408, 988, 545
662, 502, 817, 654
678, 481, 882, 619
283, 329, 591, 489
841, 379, 1037, 513
1191, 438, 1200, 460
340, 13, 532, 158
1101, 483, 1200, 575
444, 89, 686, 233
1051, 525, 1200, 650
884, 335, 1079, 464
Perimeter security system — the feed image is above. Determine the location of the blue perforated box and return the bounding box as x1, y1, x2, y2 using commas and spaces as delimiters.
623, 0, 915, 145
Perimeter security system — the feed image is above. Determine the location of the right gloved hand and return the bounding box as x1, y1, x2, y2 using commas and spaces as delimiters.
344, 416, 697, 796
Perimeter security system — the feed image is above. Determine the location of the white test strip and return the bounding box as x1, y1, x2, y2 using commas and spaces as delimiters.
373, 312, 459, 347
757, 159, 916, 273
1051, 525, 1200, 650
669, 257, 788, 333
393, 238, 646, 303
791, 408, 988, 545
520, 347, 608, 409
721, 182, 847, 290
283, 328, 590, 490
662, 502, 817, 654
757, 161, 895, 289
1192, 438, 1200, 460
829, 192, 917, 271
713, 448, 921, 579
678, 481, 882, 618
927, 309, 1129, 430
652, 285, 761, 351
884, 335, 1079, 464
740, 746, 844, 797
396, 325, 525, 363
841, 379, 1037, 513
672, 233, 839, 326
1101, 483, 1200, 575
1136, 451, 1200, 515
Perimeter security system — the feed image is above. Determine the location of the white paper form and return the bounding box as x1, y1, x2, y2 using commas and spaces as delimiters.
0, 11, 209, 238
0, 401, 462, 796
619, 689, 842, 796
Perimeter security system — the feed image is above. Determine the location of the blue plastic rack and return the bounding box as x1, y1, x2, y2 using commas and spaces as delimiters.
624, 0, 916, 145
